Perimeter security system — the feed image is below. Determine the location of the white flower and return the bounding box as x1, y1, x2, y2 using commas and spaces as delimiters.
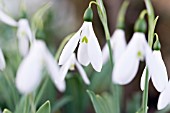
59, 21, 102, 72
16, 40, 65, 94
0, 48, 6, 70
140, 50, 168, 92
113, 32, 168, 92
59, 53, 90, 85
0, 10, 33, 56
157, 80, 170, 110
102, 29, 126, 64
17, 19, 34, 56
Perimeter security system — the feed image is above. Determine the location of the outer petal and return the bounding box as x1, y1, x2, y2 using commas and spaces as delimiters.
18, 36, 29, 56
112, 29, 126, 62
157, 81, 170, 110
59, 31, 80, 65
87, 23, 103, 72
113, 33, 143, 84
0, 10, 17, 26
17, 19, 34, 42
16, 47, 43, 94
102, 29, 126, 64
59, 54, 73, 81
145, 48, 168, 92
75, 58, 90, 85
0, 48, 6, 70
140, 67, 151, 91
77, 42, 90, 66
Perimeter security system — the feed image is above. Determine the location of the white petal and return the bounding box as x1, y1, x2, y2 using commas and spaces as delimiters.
112, 29, 126, 62
140, 67, 151, 91
75, 58, 90, 85
18, 37, 29, 56
145, 48, 168, 92
59, 31, 80, 65
0, 10, 17, 26
0, 48, 6, 70
59, 54, 73, 81
113, 33, 143, 84
54, 80, 66, 92
16, 49, 43, 94
157, 81, 170, 110
77, 42, 90, 66
87, 23, 102, 72
17, 19, 34, 43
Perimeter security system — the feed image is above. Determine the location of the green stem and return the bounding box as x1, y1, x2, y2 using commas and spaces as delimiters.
104, 24, 120, 113
142, 68, 149, 113
29, 94, 36, 113
141, 0, 155, 113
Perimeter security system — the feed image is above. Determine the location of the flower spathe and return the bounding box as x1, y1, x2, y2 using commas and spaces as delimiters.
16, 40, 65, 94
113, 32, 168, 92
157, 80, 170, 110
59, 21, 103, 72
102, 29, 126, 64
0, 10, 33, 56
59, 53, 90, 85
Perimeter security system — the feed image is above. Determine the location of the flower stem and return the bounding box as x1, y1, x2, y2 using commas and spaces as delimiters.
141, 0, 155, 113
142, 68, 149, 113
104, 24, 120, 113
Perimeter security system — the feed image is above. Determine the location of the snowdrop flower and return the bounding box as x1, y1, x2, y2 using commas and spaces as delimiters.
102, 1, 129, 64
102, 29, 126, 64
59, 53, 90, 85
113, 32, 168, 92
59, 7, 102, 72
16, 40, 65, 94
157, 80, 170, 110
0, 10, 33, 56
140, 50, 168, 92
0, 48, 5, 70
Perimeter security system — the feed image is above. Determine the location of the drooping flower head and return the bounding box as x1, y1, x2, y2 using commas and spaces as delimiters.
102, 1, 129, 64
0, 9, 34, 56
16, 40, 65, 94
59, 7, 102, 72
59, 53, 90, 85
113, 15, 168, 92
157, 80, 170, 110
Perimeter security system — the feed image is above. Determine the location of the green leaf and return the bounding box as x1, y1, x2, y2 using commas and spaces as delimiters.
3, 109, 12, 113
87, 90, 108, 113
52, 96, 72, 112
36, 100, 51, 113
14, 95, 29, 113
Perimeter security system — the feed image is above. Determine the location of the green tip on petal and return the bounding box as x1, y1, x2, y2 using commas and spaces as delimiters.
134, 18, 147, 33
83, 7, 93, 22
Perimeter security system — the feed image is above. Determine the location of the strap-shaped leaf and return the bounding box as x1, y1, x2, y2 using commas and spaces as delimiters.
36, 100, 51, 113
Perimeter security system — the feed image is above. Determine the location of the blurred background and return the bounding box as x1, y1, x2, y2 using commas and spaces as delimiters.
0, 0, 170, 113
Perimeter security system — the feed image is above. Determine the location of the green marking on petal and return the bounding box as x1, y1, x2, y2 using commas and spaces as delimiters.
137, 51, 144, 60
82, 36, 88, 43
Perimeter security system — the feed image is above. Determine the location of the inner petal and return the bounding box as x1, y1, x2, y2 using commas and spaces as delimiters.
77, 42, 90, 66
